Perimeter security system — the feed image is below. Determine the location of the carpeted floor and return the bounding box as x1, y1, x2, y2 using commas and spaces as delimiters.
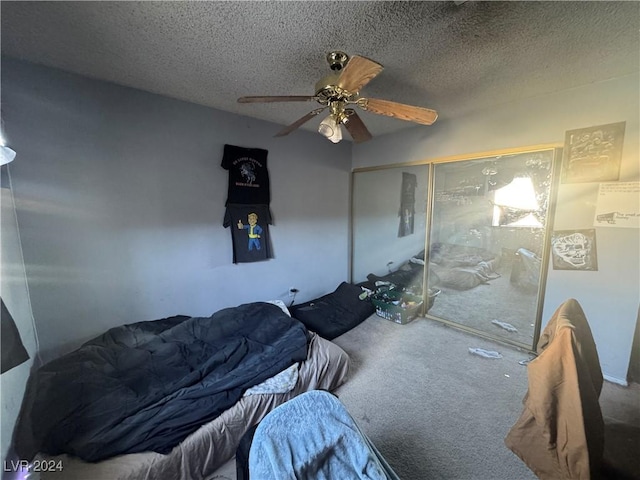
331, 315, 538, 480
428, 254, 539, 347
212, 313, 640, 480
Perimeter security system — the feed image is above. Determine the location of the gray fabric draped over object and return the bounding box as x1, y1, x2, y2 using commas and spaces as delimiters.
249, 390, 400, 480
505, 298, 604, 480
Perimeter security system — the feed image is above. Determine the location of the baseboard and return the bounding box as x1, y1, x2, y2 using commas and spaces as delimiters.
604, 374, 628, 387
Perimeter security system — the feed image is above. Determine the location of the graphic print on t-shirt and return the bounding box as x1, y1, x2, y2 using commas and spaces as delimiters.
237, 212, 263, 251
237, 158, 258, 186
224, 204, 272, 263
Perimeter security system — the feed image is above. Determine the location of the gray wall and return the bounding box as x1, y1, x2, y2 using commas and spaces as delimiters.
1, 57, 352, 364
352, 74, 640, 384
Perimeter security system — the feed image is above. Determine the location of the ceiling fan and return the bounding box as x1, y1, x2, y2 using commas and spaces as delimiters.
237, 51, 438, 144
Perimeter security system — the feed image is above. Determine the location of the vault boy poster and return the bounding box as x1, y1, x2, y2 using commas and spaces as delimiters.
224, 204, 272, 263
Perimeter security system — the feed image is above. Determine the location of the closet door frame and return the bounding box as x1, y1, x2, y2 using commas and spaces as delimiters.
350, 144, 562, 352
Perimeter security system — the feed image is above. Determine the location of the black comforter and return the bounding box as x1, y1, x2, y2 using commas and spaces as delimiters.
18, 302, 309, 462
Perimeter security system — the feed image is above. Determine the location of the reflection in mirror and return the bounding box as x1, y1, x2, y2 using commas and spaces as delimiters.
426, 149, 556, 348
351, 165, 430, 308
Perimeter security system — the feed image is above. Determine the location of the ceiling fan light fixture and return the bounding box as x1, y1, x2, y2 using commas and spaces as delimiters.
318, 114, 342, 143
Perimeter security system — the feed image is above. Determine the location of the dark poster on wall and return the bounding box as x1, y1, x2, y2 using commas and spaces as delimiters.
221, 144, 270, 205
1, 298, 29, 374
550, 229, 598, 271
224, 204, 273, 263
398, 172, 417, 237
561, 122, 625, 184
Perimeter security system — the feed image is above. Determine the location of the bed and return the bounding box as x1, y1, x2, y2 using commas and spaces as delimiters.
16, 301, 350, 480
428, 243, 501, 290
361, 244, 500, 314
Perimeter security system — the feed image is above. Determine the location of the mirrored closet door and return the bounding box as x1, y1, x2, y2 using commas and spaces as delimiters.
351, 146, 561, 350
351, 164, 430, 306
426, 147, 560, 349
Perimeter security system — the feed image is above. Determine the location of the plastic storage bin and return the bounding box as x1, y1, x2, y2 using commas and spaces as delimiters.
371, 289, 423, 324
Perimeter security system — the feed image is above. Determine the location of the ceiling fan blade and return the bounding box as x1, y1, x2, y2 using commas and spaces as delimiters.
275, 107, 327, 137
336, 55, 384, 93
343, 110, 372, 144
238, 95, 318, 103
360, 98, 438, 125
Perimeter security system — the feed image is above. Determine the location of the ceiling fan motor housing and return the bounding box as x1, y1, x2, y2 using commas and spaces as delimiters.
326, 51, 349, 71
315, 52, 355, 102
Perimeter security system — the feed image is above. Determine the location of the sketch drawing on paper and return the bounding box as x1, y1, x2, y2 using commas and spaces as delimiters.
551, 229, 598, 271
562, 122, 625, 183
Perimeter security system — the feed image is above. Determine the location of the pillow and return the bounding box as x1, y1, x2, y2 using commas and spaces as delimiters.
266, 299, 291, 316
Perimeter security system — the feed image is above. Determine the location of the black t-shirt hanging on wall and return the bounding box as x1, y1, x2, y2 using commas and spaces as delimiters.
221, 144, 270, 206
224, 204, 273, 263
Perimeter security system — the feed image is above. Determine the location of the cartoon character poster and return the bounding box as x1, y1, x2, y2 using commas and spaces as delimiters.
224, 204, 272, 263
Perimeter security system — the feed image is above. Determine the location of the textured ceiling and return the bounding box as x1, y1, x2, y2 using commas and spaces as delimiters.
1, 1, 639, 140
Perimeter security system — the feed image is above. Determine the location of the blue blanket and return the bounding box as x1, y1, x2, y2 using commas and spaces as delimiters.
249, 390, 400, 479
18, 302, 309, 462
